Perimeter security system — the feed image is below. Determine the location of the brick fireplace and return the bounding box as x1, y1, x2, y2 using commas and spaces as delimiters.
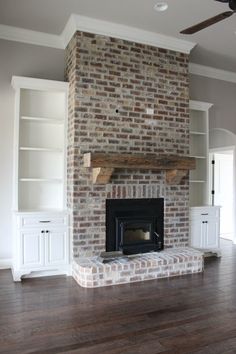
65, 31, 203, 287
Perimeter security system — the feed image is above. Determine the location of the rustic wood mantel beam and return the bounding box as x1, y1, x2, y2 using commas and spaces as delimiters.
83, 153, 196, 185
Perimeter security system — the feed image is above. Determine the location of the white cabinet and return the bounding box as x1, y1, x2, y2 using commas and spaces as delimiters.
190, 206, 221, 256
20, 229, 44, 268
20, 227, 68, 269
12, 213, 70, 281
11, 76, 70, 281
45, 229, 68, 266
189, 100, 213, 207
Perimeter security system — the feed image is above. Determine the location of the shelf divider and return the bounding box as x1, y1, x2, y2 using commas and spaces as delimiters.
19, 178, 63, 183
21, 116, 64, 124
19, 147, 63, 153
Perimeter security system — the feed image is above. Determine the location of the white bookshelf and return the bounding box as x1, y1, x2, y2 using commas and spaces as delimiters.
11, 76, 70, 281
189, 100, 213, 207
12, 77, 68, 211
189, 101, 221, 256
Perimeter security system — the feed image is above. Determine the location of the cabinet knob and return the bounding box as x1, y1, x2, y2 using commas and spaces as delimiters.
41, 230, 45, 234
45, 230, 49, 233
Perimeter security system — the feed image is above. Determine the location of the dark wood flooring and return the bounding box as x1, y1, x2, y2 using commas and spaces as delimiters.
1, 239, 236, 354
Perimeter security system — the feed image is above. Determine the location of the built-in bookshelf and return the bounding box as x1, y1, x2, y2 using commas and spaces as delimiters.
12, 77, 68, 212
189, 100, 213, 207
11, 77, 70, 281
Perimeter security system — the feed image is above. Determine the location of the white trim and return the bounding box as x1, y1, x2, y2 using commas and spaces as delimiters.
209, 128, 236, 245
0, 24, 64, 49
190, 100, 213, 111
61, 14, 77, 49
4, 15, 236, 79
209, 146, 236, 245
62, 14, 196, 53
0, 258, 12, 269
0, 14, 196, 54
11, 76, 69, 92
209, 145, 235, 153
21, 267, 72, 279
190, 63, 236, 84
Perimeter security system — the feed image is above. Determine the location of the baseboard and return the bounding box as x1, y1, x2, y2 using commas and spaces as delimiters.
12, 264, 72, 281
21, 270, 69, 279
0, 258, 12, 270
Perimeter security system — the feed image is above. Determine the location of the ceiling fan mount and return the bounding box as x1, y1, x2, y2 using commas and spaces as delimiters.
180, 0, 236, 35
229, 0, 236, 10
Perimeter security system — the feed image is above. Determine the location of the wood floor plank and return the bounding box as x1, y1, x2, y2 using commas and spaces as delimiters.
1, 239, 236, 353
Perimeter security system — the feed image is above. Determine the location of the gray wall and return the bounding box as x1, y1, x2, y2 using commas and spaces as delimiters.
0, 39, 64, 262
190, 74, 236, 134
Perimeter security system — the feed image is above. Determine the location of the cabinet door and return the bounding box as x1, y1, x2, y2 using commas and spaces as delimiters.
190, 220, 204, 248
204, 219, 219, 249
20, 229, 44, 268
45, 229, 68, 266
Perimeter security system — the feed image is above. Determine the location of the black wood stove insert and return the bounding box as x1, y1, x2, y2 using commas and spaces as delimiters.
106, 198, 164, 255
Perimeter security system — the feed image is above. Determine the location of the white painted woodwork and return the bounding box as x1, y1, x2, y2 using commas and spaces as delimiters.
11, 76, 70, 281
12, 76, 68, 211
20, 229, 44, 268
190, 206, 221, 255
0, 15, 196, 54
189, 102, 221, 255
19, 213, 67, 228
214, 152, 234, 239
189, 100, 213, 207
45, 229, 68, 266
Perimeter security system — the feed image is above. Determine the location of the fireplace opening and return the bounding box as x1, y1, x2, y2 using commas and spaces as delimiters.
106, 198, 164, 255
123, 221, 151, 243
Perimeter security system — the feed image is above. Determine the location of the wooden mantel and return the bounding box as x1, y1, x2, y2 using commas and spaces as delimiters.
84, 153, 196, 185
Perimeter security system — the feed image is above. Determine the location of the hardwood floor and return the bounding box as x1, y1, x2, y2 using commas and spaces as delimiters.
1, 239, 236, 353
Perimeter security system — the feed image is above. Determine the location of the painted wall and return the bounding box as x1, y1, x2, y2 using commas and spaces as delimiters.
190, 74, 236, 134
0, 39, 64, 264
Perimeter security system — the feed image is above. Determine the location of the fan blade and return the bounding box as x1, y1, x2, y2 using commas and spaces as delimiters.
180, 11, 234, 34
215, 0, 229, 3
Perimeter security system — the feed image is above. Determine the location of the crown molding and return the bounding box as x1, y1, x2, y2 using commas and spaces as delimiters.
189, 63, 236, 84
61, 15, 77, 48
11, 75, 69, 91
0, 14, 196, 54
0, 24, 64, 49
62, 14, 196, 53
190, 100, 213, 111
1, 19, 236, 83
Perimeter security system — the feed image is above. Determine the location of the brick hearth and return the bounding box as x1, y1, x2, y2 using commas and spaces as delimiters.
73, 248, 203, 288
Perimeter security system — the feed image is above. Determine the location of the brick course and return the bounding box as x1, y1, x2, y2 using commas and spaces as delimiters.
73, 248, 203, 288
65, 31, 190, 259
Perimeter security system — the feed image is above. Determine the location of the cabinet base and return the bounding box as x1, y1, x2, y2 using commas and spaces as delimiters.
193, 248, 221, 258
12, 265, 72, 282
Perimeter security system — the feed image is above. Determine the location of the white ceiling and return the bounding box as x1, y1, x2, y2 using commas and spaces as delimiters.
0, 0, 236, 71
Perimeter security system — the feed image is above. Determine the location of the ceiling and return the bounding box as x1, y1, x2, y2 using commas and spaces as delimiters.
0, 0, 236, 72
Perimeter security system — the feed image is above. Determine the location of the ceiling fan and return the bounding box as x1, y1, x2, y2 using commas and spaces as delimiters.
180, 0, 236, 34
